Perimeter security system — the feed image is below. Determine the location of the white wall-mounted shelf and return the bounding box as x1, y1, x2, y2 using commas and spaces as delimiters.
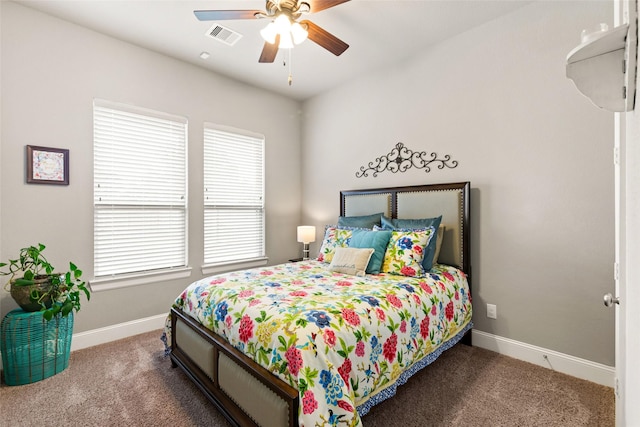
566, 22, 636, 112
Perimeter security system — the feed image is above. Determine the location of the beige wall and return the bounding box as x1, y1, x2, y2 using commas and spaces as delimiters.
0, 2, 302, 333
301, 1, 615, 366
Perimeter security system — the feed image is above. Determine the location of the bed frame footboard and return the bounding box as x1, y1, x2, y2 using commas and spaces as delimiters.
170, 307, 299, 427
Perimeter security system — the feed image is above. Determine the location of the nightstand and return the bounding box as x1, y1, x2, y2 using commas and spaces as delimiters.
288, 257, 303, 262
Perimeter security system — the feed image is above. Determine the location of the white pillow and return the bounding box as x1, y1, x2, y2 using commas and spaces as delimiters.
329, 247, 375, 277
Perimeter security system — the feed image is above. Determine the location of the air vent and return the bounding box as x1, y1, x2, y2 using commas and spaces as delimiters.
206, 23, 242, 46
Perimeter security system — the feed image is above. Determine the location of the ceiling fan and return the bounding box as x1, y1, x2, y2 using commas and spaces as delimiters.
194, 0, 350, 63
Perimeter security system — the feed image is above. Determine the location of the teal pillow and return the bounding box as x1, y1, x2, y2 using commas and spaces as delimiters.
337, 212, 383, 229
348, 229, 392, 274
380, 215, 442, 271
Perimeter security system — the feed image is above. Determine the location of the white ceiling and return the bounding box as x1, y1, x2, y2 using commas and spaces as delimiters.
14, 0, 532, 101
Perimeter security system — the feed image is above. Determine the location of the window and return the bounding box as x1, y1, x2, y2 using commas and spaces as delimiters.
93, 100, 188, 283
203, 124, 265, 266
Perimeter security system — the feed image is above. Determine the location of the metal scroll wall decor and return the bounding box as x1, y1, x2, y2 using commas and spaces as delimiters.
356, 142, 458, 178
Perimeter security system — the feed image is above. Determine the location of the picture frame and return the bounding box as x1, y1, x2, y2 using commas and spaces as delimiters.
26, 145, 70, 185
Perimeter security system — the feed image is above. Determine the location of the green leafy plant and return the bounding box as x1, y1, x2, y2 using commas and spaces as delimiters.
0, 243, 91, 321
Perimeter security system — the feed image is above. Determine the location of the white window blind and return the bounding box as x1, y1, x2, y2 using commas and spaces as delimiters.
93, 100, 188, 278
204, 124, 265, 265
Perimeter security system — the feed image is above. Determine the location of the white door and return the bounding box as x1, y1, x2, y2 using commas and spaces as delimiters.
616, 82, 640, 427
615, 2, 639, 425
621, 101, 640, 425
614, 108, 626, 427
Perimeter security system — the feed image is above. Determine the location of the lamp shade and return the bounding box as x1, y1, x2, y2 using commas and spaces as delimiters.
290, 22, 308, 44
260, 14, 308, 50
297, 226, 316, 244
260, 22, 277, 44
274, 14, 291, 32
279, 32, 294, 49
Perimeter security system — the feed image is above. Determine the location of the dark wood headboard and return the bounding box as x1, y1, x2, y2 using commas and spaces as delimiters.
340, 182, 470, 275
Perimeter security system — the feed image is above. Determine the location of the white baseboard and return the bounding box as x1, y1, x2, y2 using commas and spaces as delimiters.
472, 329, 615, 387
70, 313, 167, 352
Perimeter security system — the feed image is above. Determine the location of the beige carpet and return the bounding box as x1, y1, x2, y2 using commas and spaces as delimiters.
0, 330, 614, 426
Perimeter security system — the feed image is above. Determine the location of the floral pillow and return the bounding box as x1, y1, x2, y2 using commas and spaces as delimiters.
381, 215, 442, 272
317, 226, 356, 263
381, 227, 435, 277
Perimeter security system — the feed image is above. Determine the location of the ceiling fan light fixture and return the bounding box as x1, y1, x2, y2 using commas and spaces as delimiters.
261, 13, 304, 49
273, 13, 292, 34
260, 22, 277, 44
279, 32, 294, 49
290, 22, 308, 44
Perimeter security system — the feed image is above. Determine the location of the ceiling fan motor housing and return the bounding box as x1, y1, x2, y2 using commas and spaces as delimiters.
265, 1, 310, 19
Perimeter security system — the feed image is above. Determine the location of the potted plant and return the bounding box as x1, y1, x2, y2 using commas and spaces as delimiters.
0, 243, 90, 321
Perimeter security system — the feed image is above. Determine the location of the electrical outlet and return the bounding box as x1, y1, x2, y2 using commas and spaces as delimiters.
487, 303, 497, 319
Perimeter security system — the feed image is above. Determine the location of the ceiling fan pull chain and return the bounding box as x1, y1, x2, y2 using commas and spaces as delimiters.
288, 49, 293, 86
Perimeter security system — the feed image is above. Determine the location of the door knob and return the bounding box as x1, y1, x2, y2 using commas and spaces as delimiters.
603, 293, 620, 307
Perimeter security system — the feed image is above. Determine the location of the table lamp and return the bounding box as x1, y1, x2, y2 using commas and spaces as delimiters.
296, 225, 316, 260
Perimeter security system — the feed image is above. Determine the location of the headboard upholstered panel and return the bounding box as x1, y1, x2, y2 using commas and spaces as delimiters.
342, 193, 392, 218
340, 182, 470, 274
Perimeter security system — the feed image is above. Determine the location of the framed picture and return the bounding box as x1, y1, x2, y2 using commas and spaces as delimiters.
26, 145, 70, 185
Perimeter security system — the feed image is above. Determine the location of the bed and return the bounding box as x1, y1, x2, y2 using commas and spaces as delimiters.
164, 181, 472, 427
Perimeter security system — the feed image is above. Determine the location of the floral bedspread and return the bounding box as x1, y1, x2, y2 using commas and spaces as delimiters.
164, 260, 472, 427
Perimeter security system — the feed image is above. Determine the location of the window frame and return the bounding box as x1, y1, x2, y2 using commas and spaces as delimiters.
202, 123, 267, 274
92, 99, 191, 290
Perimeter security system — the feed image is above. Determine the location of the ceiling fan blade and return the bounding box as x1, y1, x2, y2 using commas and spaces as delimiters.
307, 0, 351, 13
301, 20, 349, 56
259, 35, 280, 63
194, 10, 261, 21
